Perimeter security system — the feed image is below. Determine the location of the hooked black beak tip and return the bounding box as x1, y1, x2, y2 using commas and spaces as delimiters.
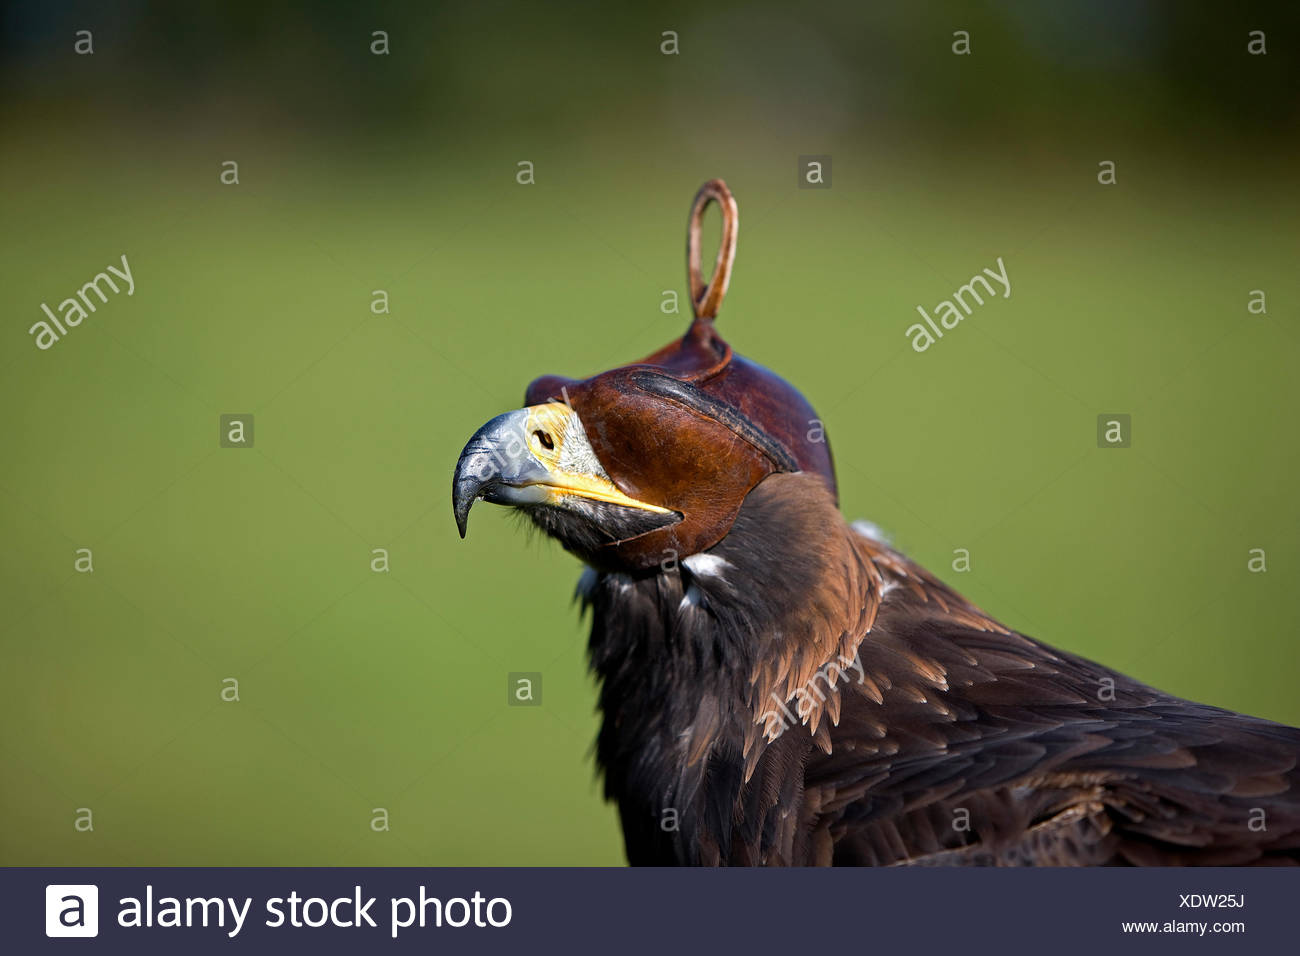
452, 469, 480, 540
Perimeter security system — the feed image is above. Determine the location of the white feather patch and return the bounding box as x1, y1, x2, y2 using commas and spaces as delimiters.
682, 553, 733, 580
851, 519, 892, 544
679, 584, 705, 611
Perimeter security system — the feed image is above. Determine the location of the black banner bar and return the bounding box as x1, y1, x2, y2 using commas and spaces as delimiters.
7, 867, 1294, 955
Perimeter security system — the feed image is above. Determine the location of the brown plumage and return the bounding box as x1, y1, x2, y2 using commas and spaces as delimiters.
452, 180, 1300, 865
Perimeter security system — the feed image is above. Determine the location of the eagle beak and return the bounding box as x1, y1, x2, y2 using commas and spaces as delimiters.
452, 404, 672, 538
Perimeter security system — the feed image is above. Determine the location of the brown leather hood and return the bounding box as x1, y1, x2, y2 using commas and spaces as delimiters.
521, 180, 836, 571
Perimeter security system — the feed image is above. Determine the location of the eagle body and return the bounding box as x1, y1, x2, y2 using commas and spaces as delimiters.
581, 474, 1300, 865
453, 179, 1300, 866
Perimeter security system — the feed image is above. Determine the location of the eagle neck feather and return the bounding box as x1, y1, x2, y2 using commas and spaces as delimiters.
581, 473, 934, 862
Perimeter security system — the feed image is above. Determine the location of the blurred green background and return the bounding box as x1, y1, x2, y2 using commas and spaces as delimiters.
2, 1, 1297, 865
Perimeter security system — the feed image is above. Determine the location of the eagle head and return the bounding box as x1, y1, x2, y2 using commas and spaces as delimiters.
452, 179, 835, 573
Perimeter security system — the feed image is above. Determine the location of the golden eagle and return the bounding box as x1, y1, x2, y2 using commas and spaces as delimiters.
453, 180, 1300, 866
